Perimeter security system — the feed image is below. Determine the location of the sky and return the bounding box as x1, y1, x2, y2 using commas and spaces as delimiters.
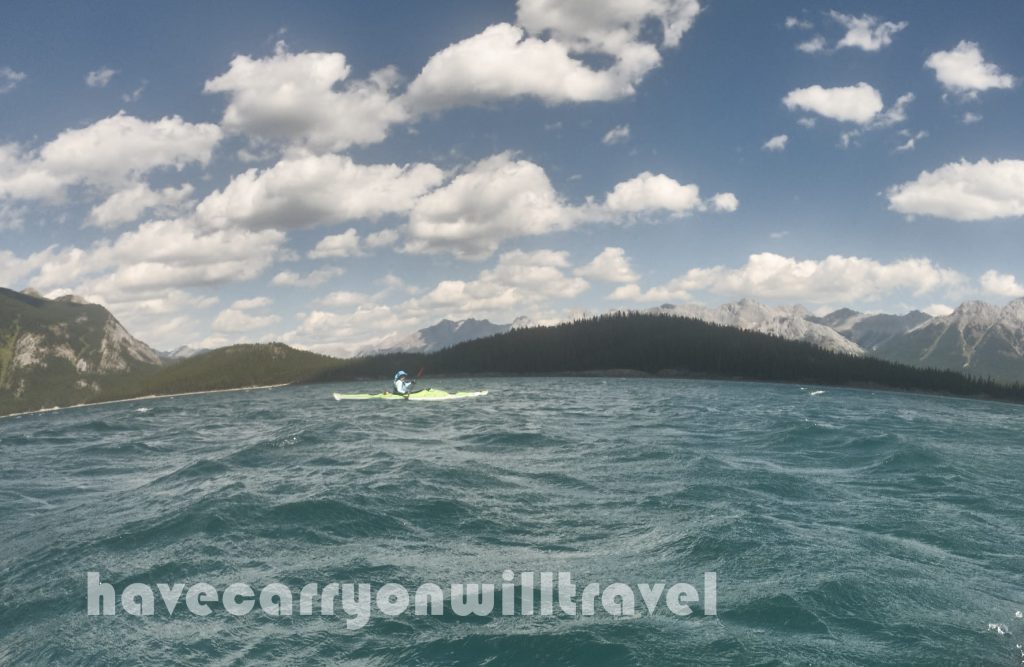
1, 0, 1022, 355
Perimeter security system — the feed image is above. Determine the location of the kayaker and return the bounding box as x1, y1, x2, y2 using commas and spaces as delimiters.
393, 370, 415, 395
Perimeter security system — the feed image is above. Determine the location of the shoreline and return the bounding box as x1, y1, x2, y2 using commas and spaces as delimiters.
0, 383, 290, 420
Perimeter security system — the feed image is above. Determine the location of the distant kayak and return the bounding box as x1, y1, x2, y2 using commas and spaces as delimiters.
332, 389, 488, 401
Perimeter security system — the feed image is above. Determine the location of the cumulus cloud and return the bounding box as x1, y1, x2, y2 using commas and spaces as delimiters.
0, 112, 221, 201
887, 159, 1024, 221
612, 253, 964, 304
605, 171, 735, 215
404, 0, 699, 112
925, 41, 1016, 98
0, 66, 26, 94
785, 17, 813, 30
797, 36, 826, 54
962, 112, 982, 124
783, 83, 883, 124
762, 134, 788, 151
980, 270, 1024, 298
403, 154, 736, 259
404, 152, 576, 259
317, 290, 368, 307
213, 307, 280, 333
308, 229, 361, 259
197, 152, 444, 230
231, 296, 272, 310
575, 247, 638, 283
86, 67, 117, 87
366, 228, 399, 248
271, 266, 344, 288
406, 249, 588, 318
204, 41, 409, 152
88, 183, 194, 228
602, 124, 630, 145
830, 12, 907, 51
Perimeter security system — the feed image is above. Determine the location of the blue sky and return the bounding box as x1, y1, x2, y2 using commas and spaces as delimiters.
1, 1, 1022, 354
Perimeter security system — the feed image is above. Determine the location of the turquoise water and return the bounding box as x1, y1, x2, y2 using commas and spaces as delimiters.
1, 377, 1022, 665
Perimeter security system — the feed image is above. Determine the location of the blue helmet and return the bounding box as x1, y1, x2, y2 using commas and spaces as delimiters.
394, 370, 408, 380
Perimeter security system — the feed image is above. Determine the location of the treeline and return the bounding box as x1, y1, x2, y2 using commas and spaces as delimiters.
95, 343, 338, 402
306, 312, 1024, 402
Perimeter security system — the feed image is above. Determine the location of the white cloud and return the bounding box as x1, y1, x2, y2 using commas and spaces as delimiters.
762, 134, 788, 151
404, 152, 575, 259
516, 0, 700, 51
213, 308, 281, 333
922, 303, 954, 317
404, 24, 659, 112
88, 183, 194, 228
231, 296, 271, 310
785, 17, 813, 30
783, 83, 883, 124
317, 290, 368, 307
980, 270, 1024, 298
925, 41, 1016, 98
271, 266, 344, 287
796, 117, 816, 128
404, 1, 699, 113
830, 12, 907, 52
204, 41, 408, 152
602, 124, 630, 145
887, 159, 1024, 221
612, 253, 964, 304
308, 229, 361, 259
962, 112, 982, 124
0, 112, 221, 202
575, 247, 638, 283
197, 152, 444, 230
406, 248, 588, 318
605, 171, 703, 215
0, 66, 26, 94
797, 36, 826, 54
86, 67, 117, 88
710, 192, 739, 212
895, 130, 927, 152
366, 228, 399, 248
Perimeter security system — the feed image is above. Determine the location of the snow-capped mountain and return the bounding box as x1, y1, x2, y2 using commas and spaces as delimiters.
652, 298, 865, 355
359, 318, 518, 355
874, 299, 1024, 382
808, 308, 932, 351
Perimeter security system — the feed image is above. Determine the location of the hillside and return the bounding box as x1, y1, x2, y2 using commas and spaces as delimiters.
95, 343, 339, 402
0, 288, 162, 414
306, 312, 1024, 403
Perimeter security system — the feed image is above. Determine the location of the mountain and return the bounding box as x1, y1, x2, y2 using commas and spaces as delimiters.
874, 299, 1024, 383
96, 343, 339, 402
157, 345, 209, 361
360, 317, 517, 355
652, 299, 865, 356
306, 312, 1024, 404
0, 288, 162, 414
809, 308, 932, 351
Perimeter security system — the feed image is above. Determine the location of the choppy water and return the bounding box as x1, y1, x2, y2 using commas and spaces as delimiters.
1, 377, 1023, 665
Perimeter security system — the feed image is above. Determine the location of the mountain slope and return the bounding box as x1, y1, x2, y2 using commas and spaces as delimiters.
810, 308, 932, 351
653, 299, 864, 355
875, 299, 1024, 382
0, 288, 162, 414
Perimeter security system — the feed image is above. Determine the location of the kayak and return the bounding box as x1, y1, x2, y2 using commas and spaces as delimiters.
333, 389, 488, 401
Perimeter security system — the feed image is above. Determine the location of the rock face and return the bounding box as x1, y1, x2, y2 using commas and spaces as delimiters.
873, 299, 1024, 383
809, 308, 932, 351
653, 298, 865, 356
0, 288, 161, 413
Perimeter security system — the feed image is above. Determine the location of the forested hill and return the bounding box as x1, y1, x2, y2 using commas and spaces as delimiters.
308, 313, 1024, 403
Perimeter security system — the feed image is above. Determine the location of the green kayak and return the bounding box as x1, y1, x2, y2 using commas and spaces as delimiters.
333, 389, 488, 401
